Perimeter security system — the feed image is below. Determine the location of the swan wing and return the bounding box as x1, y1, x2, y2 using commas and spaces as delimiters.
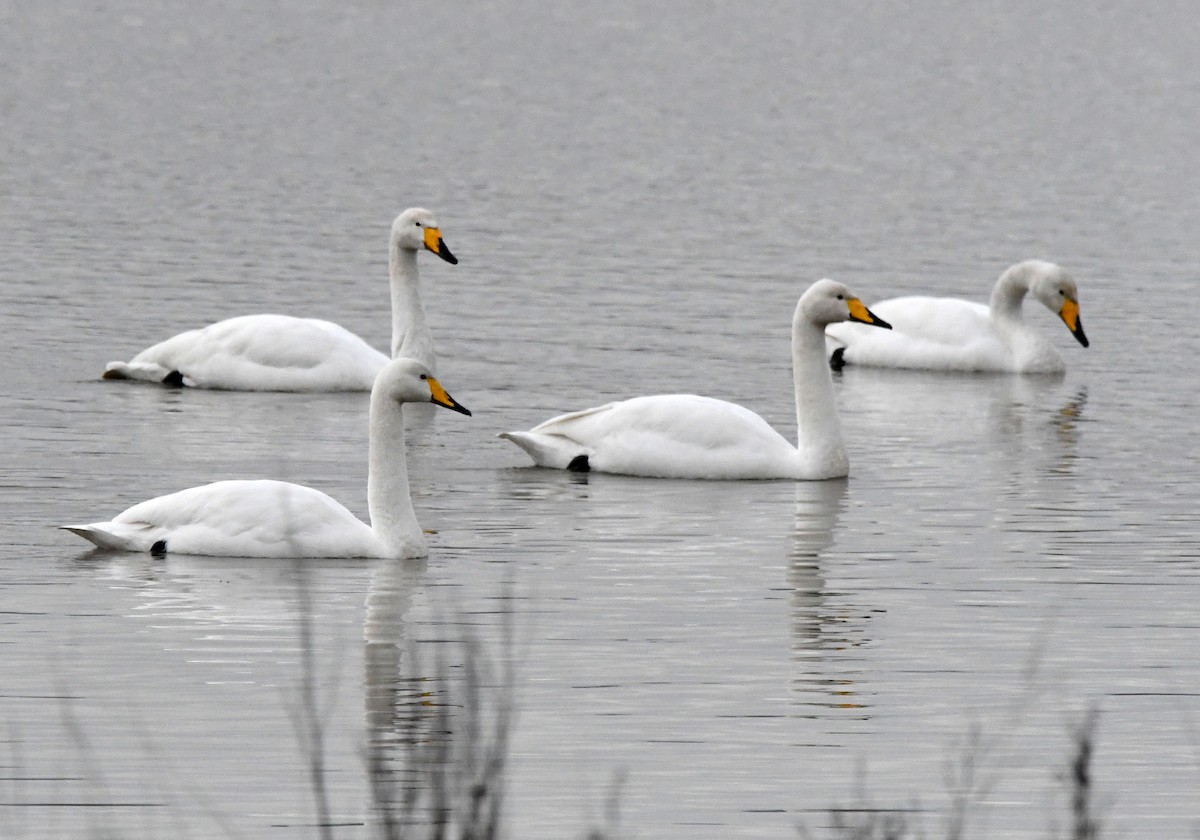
826, 296, 1009, 371
104, 315, 388, 391
502, 395, 798, 479
62, 479, 384, 558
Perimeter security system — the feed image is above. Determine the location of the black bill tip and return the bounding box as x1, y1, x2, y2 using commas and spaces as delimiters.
436, 239, 458, 265
1072, 318, 1089, 348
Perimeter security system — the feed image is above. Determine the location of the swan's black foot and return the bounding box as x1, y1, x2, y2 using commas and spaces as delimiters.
567, 454, 590, 472
829, 347, 846, 371
162, 370, 186, 387
150, 540, 168, 557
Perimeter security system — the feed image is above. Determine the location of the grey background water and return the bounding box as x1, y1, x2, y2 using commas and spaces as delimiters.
2, 1, 1198, 837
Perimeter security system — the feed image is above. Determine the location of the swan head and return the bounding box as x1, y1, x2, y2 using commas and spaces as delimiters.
390, 207, 458, 265
801, 279, 893, 330
376, 358, 472, 415
1024, 262, 1089, 348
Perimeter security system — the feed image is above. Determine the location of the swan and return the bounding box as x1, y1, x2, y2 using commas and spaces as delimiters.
825, 260, 1089, 373
499, 279, 892, 480
63, 359, 471, 558
100, 208, 457, 390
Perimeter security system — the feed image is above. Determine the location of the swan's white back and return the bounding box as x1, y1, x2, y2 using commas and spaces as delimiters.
63, 480, 387, 557
826, 260, 1088, 373
102, 208, 456, 391
502, 395, 804, 479
500, 279, 892, 480
105, 315, 388, 390
65, 359, 471, 557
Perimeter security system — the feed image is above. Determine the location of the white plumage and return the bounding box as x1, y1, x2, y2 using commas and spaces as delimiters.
63, 359, 471, 557
500, 279, 892, 480
102, 208, 457, 390
825, 260, 1088, 373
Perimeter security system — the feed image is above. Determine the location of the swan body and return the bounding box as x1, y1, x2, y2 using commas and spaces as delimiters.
64, 480, 387, 557
102, 314, 388, 390
64, 359, 471, 557
825, 260, 1088, 373
500, 279, 891, 480
102, 208, 457, 390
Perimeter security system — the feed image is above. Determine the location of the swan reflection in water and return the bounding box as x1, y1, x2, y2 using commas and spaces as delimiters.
363, 557, 428, 745
787, 479, 875, 717
985, 380, 1088, 481
362, 557, 512, 831
838, 367, 1087, 484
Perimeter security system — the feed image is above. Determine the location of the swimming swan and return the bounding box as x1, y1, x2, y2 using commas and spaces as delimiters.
499, 279, 892, 480
101, 208, 457, 390
63, 359, 471, 558
825, 260, 1088, 373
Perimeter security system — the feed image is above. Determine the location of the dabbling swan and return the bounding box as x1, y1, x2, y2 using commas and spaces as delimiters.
499, 279, 892, 480
825, 260, 1089, 373
64, 359, 471, 558
101, 208, 457, 391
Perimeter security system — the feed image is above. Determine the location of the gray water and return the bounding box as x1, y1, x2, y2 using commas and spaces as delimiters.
2, 1, 1199, 837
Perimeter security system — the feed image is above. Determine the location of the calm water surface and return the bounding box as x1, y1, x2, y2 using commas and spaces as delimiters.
2, 1, 1199, 838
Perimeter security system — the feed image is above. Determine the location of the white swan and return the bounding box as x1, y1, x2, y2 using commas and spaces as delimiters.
825, 260, 1088, 373
101, 208, 457, 390
63, 359, 471, 558
499, 279, 892, 480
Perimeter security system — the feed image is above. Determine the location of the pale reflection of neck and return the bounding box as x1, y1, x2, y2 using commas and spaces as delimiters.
363, 557, 424, 748
788, 480, 860, 715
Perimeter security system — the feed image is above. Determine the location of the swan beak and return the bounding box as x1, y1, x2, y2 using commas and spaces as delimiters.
1059, 299, 1089, 347
427, 376, 472, 416
847, 298, 892, 330
423, 227, 458, 265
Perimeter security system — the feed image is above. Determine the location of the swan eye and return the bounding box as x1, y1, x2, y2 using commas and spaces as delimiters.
414, 221, 422, 227
836, 294, 844, 300
419, 374, 428, 380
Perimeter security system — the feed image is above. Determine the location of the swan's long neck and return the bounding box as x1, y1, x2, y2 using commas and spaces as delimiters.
367, 390, 423, 558
792, 309, 847, 474
986, 262, 1065, 371
389, 246, 435, 372
988, 265, 1032, 328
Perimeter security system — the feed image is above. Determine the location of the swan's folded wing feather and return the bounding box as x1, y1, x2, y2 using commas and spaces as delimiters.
112, 315, 387, 391
526, 401, 622, 433
502, 395, 798, 478
826, 297, 1006, 370
65, 480, 383, 557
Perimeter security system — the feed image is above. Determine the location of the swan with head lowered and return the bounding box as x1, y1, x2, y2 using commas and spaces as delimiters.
825, 260, 1089, 373
499, 279, 892, 480
101, 208, 457, 390
63, 359, 471, 558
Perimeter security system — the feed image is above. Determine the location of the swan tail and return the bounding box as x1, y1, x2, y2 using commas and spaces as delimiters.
60, 522, 157, 552
498, 431, 590, 470
103, 361, 185, 385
